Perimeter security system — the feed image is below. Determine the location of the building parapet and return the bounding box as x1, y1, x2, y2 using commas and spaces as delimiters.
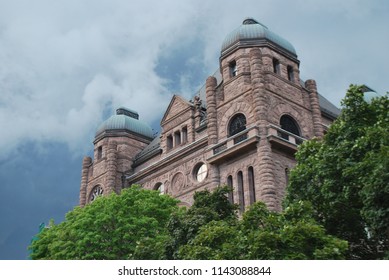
207, 126, 260, 164
267, 124, 306, 153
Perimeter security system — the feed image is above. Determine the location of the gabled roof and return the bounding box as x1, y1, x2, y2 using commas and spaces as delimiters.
160, 95, 194, 125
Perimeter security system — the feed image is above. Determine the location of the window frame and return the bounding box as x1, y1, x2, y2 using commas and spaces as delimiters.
194, 163, 208, 183
228, 113, 247, 137
229, 60, 237, 77
280, 115, 301, 136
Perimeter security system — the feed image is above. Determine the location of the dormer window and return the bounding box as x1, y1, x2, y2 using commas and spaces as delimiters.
273, 58, 280, 74
287, 65, 294, 82
229, 60, 237, 77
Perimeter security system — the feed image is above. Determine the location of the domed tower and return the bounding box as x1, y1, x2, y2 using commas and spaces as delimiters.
79, 107, 154, 206
204, 18, 333, 211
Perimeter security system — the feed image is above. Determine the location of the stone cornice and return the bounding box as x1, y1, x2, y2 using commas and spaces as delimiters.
126, 136, 208, 182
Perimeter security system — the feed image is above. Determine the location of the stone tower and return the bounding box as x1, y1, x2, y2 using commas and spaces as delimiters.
79, 107, 153, 206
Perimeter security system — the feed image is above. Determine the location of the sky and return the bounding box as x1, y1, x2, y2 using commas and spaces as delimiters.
0, 0, 388, 259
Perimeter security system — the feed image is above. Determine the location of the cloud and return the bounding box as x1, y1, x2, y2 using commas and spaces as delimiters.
0, 0, 203, 158
0, 0, 388, 161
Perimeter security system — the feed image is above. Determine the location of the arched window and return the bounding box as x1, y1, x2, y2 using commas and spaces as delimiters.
280, 115, 300, 136
89, 185, 103, 202
248, 166, 256, 205
228, 114, 247, 136
154, 182, 165, 194
237, 171, 245, 213
227, 175, 234, 204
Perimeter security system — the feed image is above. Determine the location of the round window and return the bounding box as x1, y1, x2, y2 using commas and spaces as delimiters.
195, 163, 208, 182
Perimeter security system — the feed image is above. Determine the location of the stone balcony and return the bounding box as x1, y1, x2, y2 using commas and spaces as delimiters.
207, 126, 260, 164
267, 124, 305, 154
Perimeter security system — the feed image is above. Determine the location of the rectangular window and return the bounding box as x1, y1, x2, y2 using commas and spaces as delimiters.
227, 176, 234, 204
174, 131, 181, 146
97, 146, 102, 160
229, 60, 237, 77
167, 134, 173, 150
273, 58, 280, 74
287, 65, 294, 81
248, 166, 256, 205
182, 126, 188, 144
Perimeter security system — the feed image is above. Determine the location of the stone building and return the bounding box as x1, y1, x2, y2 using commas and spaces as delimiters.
79, 18, 340, 212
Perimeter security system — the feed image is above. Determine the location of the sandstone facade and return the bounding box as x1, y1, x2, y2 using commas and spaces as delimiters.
79, 18, 340, 212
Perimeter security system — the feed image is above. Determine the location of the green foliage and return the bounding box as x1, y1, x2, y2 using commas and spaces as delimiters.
286, 85, 389, 259
29, 186, 178, 259
177, 200, 347, 260
165, 186, 238, 259
165, 186, 346, 260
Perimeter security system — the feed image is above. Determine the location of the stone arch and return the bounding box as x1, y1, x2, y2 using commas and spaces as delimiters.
153, 182, 165, 194
280, 114, 301, 136
88, 184, 104, 203
219, 101, 254, 139
270, 102, 310, 138
228, 113, 247, 136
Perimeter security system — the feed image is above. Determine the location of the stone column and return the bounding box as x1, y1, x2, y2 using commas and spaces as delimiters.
306, 79, 324, 138
79, 156, 92, 207
209, 164, 220, 188
249, 48, 278, 211
249, 48, 266, 125
106, 142, 118, 194
205, 76, 218, 145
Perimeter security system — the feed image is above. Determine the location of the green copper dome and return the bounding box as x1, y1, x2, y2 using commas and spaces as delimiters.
96, 107, 154, 139
221, 18, 296, 57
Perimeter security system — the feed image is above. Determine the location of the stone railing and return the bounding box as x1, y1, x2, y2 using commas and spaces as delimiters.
212, 126, 257, 155
267, 124, 305, 145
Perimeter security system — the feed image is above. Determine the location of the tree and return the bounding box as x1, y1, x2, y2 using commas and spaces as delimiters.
286, 85, 389, 259
167, 186, 347, 260
29, 186, 179, 259
165, 186, 238, 259
178, 201, 347, 260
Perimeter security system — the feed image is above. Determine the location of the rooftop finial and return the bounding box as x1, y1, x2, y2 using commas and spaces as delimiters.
242, 17, 268, 29
116, 107, 139, 120
243, 18, 259, 25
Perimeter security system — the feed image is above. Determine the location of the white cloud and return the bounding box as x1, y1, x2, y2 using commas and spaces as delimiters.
0, 0, 201, 157
0, 0, 387, 159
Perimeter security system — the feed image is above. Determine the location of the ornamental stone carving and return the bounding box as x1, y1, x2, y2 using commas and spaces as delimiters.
171, 172, 185, 192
